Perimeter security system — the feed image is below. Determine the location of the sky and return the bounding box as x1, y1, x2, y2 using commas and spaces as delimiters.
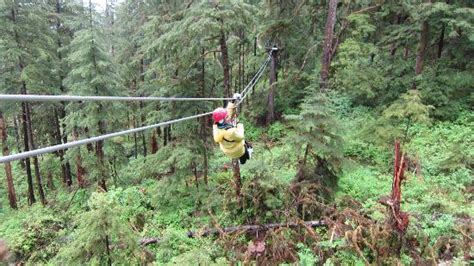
91, 0, 123, 11
91, 0, 108, 11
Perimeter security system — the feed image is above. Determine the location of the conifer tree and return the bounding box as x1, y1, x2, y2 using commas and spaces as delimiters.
0, 0, 55, 205
64, 0, 125, 191
286, 77, 344, 212
56, 191, 141, 264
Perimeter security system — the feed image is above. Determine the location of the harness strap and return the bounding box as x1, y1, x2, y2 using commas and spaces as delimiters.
223, 137, 235, 143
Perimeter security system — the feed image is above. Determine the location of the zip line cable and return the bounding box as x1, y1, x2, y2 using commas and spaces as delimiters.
0, 53, 271, 164
237, 55, 271, 106
0, 95, 234, 102
0, 112, 213, 163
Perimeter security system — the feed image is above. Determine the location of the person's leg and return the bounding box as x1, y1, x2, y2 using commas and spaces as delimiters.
239, 146, 250, 164
245, 141, 253, 159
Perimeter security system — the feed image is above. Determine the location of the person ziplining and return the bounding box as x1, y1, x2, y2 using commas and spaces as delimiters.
212, 94, 253, 165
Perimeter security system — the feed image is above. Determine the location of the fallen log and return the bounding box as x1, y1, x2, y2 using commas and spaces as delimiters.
139, 237, 161, 246
139, 220, 326, 246
187, 220, 326, 238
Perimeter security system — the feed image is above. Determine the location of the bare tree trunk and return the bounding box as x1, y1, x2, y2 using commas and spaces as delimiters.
150, 131, 158, 154
96, 109, 108, 192
104, 235, 112, 266
203, 144, 209, 185
163, 126, 168, 146
47, 171, 54, 190
319, 0, 338, 90
266, 47, 278, 124
21, 103, 35, 204
200, 48, 208, 185
140, 58, 147, 157
54, 110, 72, 187
133, 118, 138, 158
25, 102, 47, 205
55, 0, 73, 188
13, 116, 24, 169
232, 159, 242, 207
415, 20, 429, 76
0, 112, 18, 209
220, 30, 231, 98
72, 127, 85, 187
437, 24, 445, 59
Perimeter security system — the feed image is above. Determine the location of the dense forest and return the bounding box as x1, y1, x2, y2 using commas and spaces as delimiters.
0, 0, 472, 264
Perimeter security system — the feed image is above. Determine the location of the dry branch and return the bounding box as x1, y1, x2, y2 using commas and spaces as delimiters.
187, 220, 326, 238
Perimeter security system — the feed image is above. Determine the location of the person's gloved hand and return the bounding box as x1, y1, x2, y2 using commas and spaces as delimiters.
232, 93, 242, 102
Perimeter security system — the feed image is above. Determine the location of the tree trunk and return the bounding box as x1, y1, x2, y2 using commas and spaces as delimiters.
390, 14, 402, 56
54, 109, 72, 187
200, 48, 208, 185
415, 20, 429, 76
55, 0, 73, 188
104, 235, 112, 266
12, 3, 35, 205
319, 0, 338, 90
21, 103, 35, 205
13, 116, 24, 169
414, 1, 431, 80
266, 47, 278, 124
25, 101, 47, 205
47, 171, 54, 190
72, 127, 85, 187
220, 28, 241, 204
203, 145, 209, 185
163, 126, 168, 146
220, 30, 231, 98
0, 112, 18, 209
438, 0, 450, 60
134, 124, 138, 157
437, 24, 445, 59
232, 159, 242, 207
150, 131, 158, 154
96, 110, 108, 192
140, 58, 147, 157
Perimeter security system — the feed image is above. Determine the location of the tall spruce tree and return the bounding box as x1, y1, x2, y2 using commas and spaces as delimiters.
64, 0, 125, 191
0, 0, 55, 205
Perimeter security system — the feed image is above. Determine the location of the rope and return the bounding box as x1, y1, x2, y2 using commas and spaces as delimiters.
0, 53, 272, 164
0, 112, 212, 163
0, 94, 234, 102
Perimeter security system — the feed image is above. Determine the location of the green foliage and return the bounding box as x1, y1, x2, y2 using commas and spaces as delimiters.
0, 205, 65, 263
296, 243, 319, 265
286, 90, 344, 178
267, 121, 285, 140
383, 90, 433, 124
55, 191, 141, 265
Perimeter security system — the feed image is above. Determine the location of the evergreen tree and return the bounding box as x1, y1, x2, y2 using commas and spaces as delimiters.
0, 0, 56, 205
56, 191, 141, 264
64, 0, 125, 191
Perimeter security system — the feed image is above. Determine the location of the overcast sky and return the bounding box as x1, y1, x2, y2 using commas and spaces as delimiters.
91, 0, 122, 11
